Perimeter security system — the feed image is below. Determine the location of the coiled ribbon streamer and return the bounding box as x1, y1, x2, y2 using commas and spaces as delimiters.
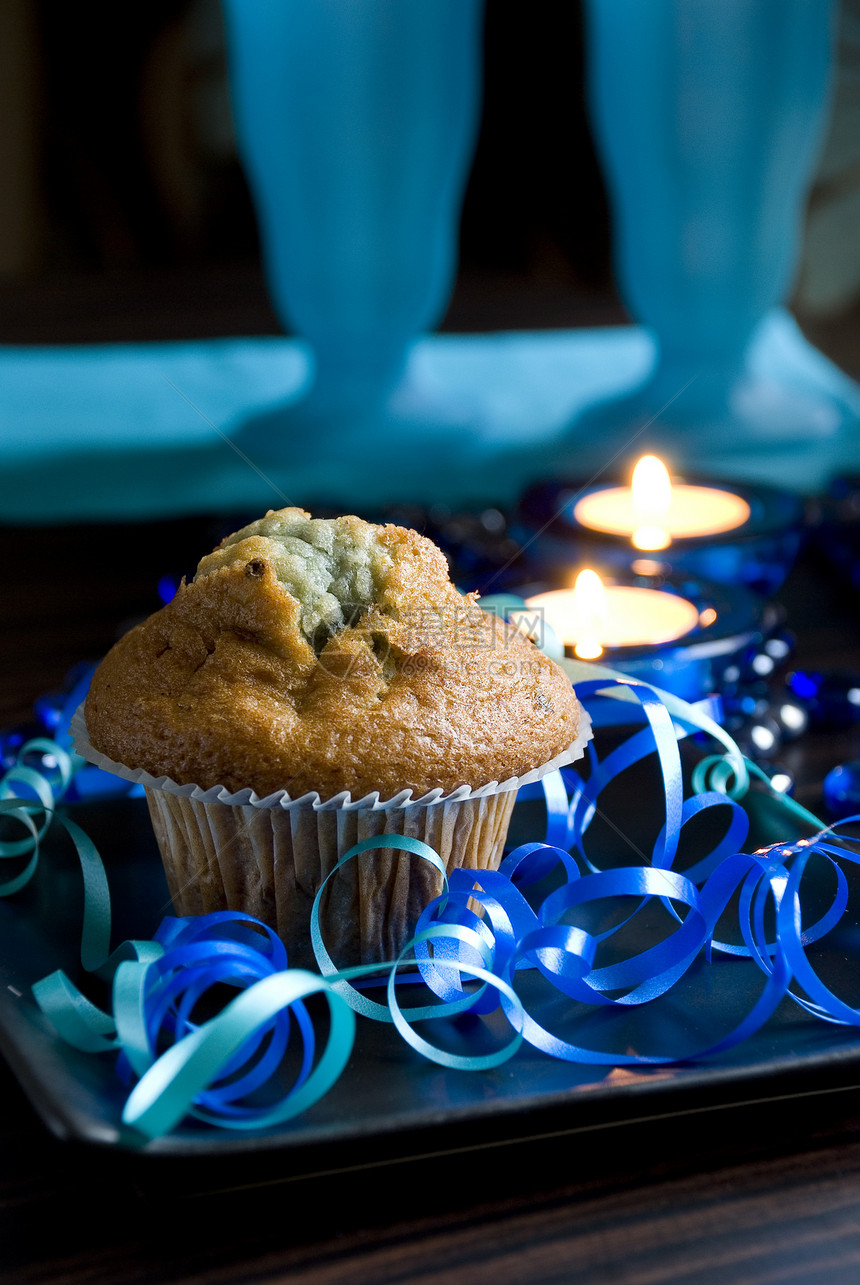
6, 665, 860, 1139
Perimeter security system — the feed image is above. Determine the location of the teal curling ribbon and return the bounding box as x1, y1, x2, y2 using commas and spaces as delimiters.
0, 734, 164, 1057
309, 834, 526, 1070
1, 727, 355, 1133
12, 660, 860, 1138
1, 663, 141, 898
0, 737, 74, 897
119, 915, 355, 1137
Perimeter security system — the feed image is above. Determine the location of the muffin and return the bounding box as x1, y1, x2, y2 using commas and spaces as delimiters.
80, 508, 587, 966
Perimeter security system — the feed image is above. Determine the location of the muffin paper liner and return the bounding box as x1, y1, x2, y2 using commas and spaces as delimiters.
70, 706, 591, 811
71, 704, 591, 967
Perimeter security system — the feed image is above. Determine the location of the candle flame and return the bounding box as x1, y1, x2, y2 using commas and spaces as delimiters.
572, 568, 607, 660
631, 455, 672, 551
632, 456, 671, 515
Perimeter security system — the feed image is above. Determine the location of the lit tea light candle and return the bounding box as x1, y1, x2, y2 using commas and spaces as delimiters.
572, 456, 751, 551
519, 467, 803, 596
526, 569, 701, 660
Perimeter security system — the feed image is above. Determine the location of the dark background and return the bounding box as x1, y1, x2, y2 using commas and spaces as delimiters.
1, 1, 856, 361
0, 0, 619, 344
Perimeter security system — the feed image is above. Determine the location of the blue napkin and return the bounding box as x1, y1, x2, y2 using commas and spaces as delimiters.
1, 311, 857, 523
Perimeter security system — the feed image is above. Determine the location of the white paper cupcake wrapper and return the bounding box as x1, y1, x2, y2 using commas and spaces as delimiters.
70, 703, 592, 813
71, 702, 591, 966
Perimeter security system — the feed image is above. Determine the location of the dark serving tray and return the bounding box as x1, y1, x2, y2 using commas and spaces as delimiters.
3, 797, 860, 1185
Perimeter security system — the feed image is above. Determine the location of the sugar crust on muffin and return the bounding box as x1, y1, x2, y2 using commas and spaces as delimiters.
84, 508, 581, 799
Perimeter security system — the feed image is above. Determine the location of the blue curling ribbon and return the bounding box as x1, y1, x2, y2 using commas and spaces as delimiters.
121, 915, 356, 1136
14, 662, 860, 1138
0, 723, 356, 1133
308, 835, 526, 1068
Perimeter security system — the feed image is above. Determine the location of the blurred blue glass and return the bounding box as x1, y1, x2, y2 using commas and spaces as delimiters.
588, 0, 832, 373
572, 0, 855, 478
222, 0, 484, 417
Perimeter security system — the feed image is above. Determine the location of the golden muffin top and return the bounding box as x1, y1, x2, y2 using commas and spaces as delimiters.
84, 508, 581, 800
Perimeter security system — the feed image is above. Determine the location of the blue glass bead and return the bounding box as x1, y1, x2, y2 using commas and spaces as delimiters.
721, 682, 769, 720
763, 629, 795, 665
787, 670, 860, 730
787, 669, 821, 702
738, 629, 795, 685
771, 696, 809, 742
823, 761, 860, 821
747, 649, 779, 681
745, 689, 770, 718
33, 692, 65, 734
724, 689, 809, 745
757, 763, 795, 796
726, 712, 782, 761
0, 722, 43, 772
157, 575, 181, 605
719, 662, 743, 692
